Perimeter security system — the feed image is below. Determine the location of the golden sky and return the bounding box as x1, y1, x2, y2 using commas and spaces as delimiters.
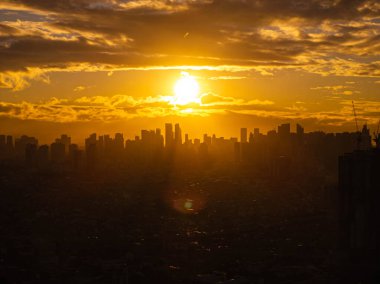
0, 0, 379, 143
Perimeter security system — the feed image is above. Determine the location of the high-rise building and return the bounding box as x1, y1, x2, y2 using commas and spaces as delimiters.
249, 132, 254, 143
115, 133, 124, 151
203, 134, 211, 145
165, 123, 173, 148
0, 135, 5, 156
86, 143, 97, 170
339, 149, 380, 266
0, 135, 5, 147
267, 130, 276, 137
234, 142, 241, 162
254, 128, 260, 137
155, 129, 164, 148
296, 124, 305, 145
69, 144, 78, 160
141, 130, 155, 149
104, 135, 112, 152
360, 124, 372, 150
278, 123, 291, 137
141, 130, 149, 142
175, 123, 182, 145
199, 142, 208, 160
69, 144, 82, 170
25, 143, 37, 167
15, 135, 38, 157
98, 135, 104, 151
240, 128, 247, 143
6, 135, 13, 153
86, 134, 97, 151
296, 124, 304, 136
230, 137, 238, 143
37, 145, 49, 168
212, 134, 217, 145
51, 142, 65, 163
55, 134, 71, 154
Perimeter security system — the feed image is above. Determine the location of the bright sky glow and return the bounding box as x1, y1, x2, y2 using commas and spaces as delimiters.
172, 72, 200, 105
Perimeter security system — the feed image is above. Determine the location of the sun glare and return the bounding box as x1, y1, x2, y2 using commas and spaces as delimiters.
172, 72, 200, 105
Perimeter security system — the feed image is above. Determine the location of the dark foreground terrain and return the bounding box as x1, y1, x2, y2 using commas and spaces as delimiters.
0, 165, 372, 283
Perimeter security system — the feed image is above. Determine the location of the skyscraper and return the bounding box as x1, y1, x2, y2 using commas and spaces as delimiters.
0, 135, 5, 150
165, 123, 173, 148
175, 123, 182, 145
55, 134, 71, 154
253, 128, 260, 137
15, 135, 38, 157
6, 135, 13, 154
240, 128, 247, 143
37, 145, 49, 168
278, 123, 291, 137
115, 133, 124, 152
249, 132, 254, 143
51, 142, 65, 163
339, 149, 380, 268
155, 128, 164, 148
296, 124, 304, 136
25, 143, 37, 167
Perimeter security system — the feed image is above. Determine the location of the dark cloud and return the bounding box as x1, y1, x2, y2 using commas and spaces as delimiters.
0, 0, 379, 89
7, 0, 377, 19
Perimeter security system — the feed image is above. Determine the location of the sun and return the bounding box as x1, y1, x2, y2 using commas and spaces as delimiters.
172, 72, 200, 105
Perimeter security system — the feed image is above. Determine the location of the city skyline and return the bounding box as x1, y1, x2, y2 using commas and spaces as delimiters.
0, 121, 377, 147
1, 122, 375, 175
1, 2, 380, 282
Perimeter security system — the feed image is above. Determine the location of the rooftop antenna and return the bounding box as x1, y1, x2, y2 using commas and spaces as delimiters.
352, 101, 361, 150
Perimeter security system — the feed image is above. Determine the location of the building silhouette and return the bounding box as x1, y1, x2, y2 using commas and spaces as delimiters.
37, 145, 49, 168
25, 143, 37, 167
278, 123, 290, 137
253, 128, 260, 137
15, 135, 38, 157
1, 122, 377, 178
175, 123, 182, 145
51, 142, 65, 164
165, 123, 173, 148
0, 135, 5, 153
339, 149, 380, 267
55, 134, 71, 155
114, 133, 124, 153
240, 128, 247, 143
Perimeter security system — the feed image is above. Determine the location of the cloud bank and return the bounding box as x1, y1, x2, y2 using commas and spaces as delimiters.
0, 0, 379, 90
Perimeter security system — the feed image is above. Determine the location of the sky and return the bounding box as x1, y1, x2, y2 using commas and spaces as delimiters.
0, 0, 379, 143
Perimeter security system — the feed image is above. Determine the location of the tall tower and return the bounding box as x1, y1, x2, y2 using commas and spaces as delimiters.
175, 123, 182, 145
278, 123, 291, 137
240, 128, 247, 143
253, 128, 260, 137
296, 123, 305, 146
114, 133, 124, 152
296, 124, 304, 136
339, 150, 380, 269
165, 123, 173, 148
6, 135, 13, 153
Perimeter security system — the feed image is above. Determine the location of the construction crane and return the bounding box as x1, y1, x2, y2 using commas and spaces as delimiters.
352, 101, 362, 150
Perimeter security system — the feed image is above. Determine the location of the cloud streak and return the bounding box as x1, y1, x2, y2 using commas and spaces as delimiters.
0, 92, 379, 128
